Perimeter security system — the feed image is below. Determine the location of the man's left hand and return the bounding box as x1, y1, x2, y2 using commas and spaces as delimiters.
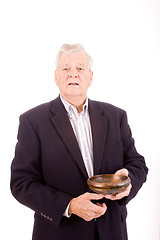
103, 168, 132, 200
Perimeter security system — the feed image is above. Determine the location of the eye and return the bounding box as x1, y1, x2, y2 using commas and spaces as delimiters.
63, 67, 71, 72
78, 67, 84, 71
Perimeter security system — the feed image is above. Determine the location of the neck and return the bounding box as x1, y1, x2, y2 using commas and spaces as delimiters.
61, 95, 87, 113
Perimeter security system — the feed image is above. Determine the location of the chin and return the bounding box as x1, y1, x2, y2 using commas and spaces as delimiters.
66, 91, 82, 98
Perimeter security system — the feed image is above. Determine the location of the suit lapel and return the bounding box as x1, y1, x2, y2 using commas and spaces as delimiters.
50, 97, 88, 179
88, 100, 108, 175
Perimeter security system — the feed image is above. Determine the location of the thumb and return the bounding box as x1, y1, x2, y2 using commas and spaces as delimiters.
115, 168, 129, 176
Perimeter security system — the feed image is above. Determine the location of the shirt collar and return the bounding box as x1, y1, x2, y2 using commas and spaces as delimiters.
60, 95, 88, 116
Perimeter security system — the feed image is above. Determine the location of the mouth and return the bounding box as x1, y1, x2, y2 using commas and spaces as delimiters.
68, 83, 79, 86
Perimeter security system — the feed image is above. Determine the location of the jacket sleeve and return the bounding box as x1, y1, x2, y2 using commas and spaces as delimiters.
10, 114, 73, 227
118, 111, 148, 206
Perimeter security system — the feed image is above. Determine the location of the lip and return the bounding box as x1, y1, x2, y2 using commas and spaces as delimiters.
68, 83, 79, 86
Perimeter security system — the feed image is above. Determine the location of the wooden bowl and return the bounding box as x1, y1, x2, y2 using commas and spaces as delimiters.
87, 174, 131, 195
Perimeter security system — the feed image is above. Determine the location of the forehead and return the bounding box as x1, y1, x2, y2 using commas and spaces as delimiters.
59, 52, 88, 66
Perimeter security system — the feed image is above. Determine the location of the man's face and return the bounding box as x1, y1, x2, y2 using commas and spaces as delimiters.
55, 52, 93, 100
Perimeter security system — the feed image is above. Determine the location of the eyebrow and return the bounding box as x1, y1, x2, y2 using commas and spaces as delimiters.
61, 63, 70, 67
77, 63, 86, 67
61, 63, 86, 67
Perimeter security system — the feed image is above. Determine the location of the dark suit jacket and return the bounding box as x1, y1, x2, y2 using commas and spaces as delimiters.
11, 96, 148, 240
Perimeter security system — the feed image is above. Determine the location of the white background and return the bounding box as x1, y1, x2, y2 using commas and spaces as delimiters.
0, 0, 160, 239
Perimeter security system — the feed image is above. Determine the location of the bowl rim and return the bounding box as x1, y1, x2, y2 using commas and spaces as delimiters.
87, 174, 131, 188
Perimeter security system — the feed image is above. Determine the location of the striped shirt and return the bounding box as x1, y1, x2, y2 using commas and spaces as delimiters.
60, 95, 94, 178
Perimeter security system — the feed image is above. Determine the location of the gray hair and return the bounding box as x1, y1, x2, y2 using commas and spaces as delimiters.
55, 44, 93, 70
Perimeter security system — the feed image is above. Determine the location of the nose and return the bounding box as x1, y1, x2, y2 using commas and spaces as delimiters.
69, 73, 78, 78
68, 68, 78, 78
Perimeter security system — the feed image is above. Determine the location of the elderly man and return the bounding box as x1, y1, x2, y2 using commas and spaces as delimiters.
11, 44, 148, 240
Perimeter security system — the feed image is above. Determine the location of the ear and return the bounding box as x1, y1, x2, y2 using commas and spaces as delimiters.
55, 70, 59, 86
89, 71, 93, 87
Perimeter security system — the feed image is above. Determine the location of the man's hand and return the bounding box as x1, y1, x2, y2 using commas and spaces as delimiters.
103, 168, 132, 200
68, 192, 107, 221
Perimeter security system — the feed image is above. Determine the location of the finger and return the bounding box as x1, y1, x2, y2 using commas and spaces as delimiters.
105, 194, 122, 200
103, 184, 132, 200
118, 184, 132, 196
86, 192, 104, 200
95, 203, 107, 214
94, 203, 107, 215
112, 184, 132, 199
95, 203, 101, 206
115, 168, 129, 176
84, 205, 105, 221
101, 203, 107, 212
103, 194, 115, 200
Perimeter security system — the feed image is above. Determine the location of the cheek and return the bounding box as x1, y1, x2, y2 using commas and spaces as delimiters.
58, 75, 67, 86
61, 73, 70, 82
86, 78, 92, 88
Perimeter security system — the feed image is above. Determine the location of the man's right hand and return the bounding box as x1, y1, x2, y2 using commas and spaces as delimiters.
68, 192, 107, 221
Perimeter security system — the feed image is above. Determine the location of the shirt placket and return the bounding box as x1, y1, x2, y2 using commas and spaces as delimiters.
71, 110, 93, 177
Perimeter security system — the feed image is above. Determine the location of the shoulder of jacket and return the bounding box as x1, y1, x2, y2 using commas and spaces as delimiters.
90, 99, 126, 114
20, 98, 57, 121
